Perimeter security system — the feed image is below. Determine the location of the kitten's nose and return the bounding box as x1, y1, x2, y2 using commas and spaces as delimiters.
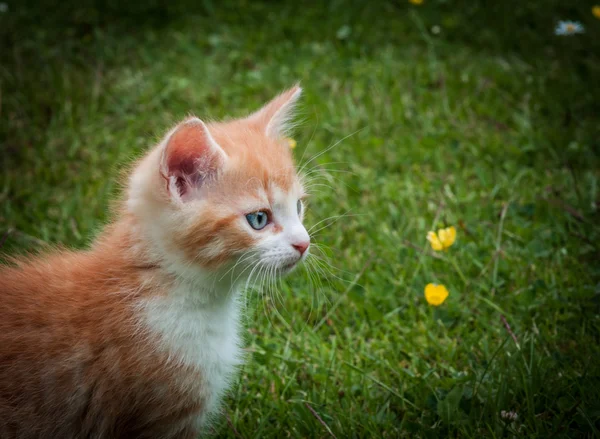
292, 241, 310, 255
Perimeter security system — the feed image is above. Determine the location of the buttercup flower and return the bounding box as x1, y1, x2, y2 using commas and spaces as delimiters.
409, 0, 423, 5
287, 138, 297, 149
554, 21, 584, 35
593, 6, 600, 19
425, 283, 449, 306
427, 226, 456, 251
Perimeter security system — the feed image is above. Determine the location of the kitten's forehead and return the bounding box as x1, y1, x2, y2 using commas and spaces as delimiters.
268, 181, 302, 206
206, 119, 301, 201
226, 175, 302, 213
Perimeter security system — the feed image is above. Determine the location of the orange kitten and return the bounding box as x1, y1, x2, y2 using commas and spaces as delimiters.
0, 86, 310, 438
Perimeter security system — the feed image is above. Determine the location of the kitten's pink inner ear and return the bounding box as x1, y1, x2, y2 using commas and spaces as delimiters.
249, 84, 302, 139
162, 119, 226, 198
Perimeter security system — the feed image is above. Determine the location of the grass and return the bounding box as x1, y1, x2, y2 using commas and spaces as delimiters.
2, 0, 600, 437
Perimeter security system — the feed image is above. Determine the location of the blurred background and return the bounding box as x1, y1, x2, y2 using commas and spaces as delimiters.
1, 0, 599, 437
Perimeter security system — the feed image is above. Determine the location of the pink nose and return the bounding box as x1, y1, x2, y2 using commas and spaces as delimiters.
292, 241, 310, 255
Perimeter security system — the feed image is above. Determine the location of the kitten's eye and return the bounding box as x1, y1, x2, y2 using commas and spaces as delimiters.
246, 211, 269, 230
297, 200, 303, 216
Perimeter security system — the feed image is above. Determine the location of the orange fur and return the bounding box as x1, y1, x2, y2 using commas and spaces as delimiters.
0, 221, 204, 438
0, 86, 308, 438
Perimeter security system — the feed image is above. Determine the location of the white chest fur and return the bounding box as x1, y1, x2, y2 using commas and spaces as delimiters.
140, 282, 243, 423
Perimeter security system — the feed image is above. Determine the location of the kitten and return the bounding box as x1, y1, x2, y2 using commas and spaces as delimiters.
0, 86, 310, 438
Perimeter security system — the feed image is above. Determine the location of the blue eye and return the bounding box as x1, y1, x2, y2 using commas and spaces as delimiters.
246, 211, 269, 230
297, 200, 303, 215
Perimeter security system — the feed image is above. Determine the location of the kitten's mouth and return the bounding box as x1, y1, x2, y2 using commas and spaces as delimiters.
282, 262, 297, 271
280, 259, 301, 273
280, 253, 308, 273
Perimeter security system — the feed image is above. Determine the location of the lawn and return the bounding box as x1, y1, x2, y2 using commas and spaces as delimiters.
2, 0, 600, 437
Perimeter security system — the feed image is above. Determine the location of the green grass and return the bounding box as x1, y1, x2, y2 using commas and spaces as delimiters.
2, 1, 600, 437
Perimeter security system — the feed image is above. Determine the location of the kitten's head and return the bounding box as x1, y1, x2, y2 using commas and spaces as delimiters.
128, 86, 309, 282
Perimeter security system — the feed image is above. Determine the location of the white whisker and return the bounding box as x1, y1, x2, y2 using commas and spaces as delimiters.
299, 127, 366, 175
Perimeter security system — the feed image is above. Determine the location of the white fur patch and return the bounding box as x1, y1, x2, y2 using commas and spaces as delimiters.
139, 277, 243, 425
253, 183, 310, 270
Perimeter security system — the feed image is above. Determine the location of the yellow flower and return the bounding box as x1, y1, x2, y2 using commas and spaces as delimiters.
593, 6, 600, 19
287, 138, 297, 149
409, 0, 423, 4
425, 283, 449, 306
427, 226, 456, 251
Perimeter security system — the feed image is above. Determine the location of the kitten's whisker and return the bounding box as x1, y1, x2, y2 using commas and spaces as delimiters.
297, 116, 320, 169
271, 266, 285, 310
242, 260, 265, 295
303, 173, 357, 195
304, 184, 337, 194
310, 243, 341, 259
301, 168, 356, 180
308, 253, 356, 278
302, 179, 341, 192
302, 168, 357, 184
273, 277, 290, 327
304, 258, 329, 319
303, 176, 339, 186
308, 254, 338, 278
302, 160, 352, 170
310, 260, 350, 290
308, 213, 367, 237
221, 252, 257, 282
313, 259, 351, 284
252, 265, 264, 295
303, 180, 349, 193
268, 266, 289, 327
305, 258, 323, 295
302, 160, 352, 173
306, 257, 334, 301
307, 211, 352, 233
232, 256, 261, 287
258, 264, 280, 330
300, 163, 354, 186
302, 165, 356, 186
299, 128, 366, 175
307, 210, 362, 234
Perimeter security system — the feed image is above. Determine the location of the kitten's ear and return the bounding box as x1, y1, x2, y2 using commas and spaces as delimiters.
160, 118, 227, 201
248, 85, 302, 139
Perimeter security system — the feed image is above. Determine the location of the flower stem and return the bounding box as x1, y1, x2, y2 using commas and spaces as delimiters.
449, 255, 468, 286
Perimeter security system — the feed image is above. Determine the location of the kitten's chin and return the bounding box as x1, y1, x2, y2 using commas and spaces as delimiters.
279, 261, 298, 274
278, 254, 307, 275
